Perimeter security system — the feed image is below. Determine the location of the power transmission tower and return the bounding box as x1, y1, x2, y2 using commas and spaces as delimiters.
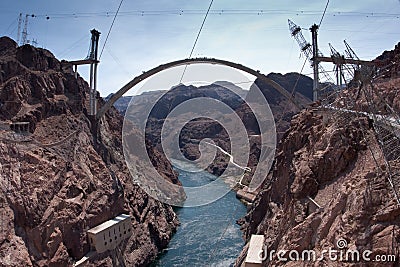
16, 13, 22, 45
21, 14, 29, 45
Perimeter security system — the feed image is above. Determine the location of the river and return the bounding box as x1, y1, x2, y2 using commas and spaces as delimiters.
151, 166, 247, 267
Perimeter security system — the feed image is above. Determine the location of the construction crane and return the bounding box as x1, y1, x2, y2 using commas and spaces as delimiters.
344, 40, 361, 70
343, 40, 377, 88
288, 19, 335, 101
288, 19, 375, 101
288, 19, 312, 59
328, 43, 355, 87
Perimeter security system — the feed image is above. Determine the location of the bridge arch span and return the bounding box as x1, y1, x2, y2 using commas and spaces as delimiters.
97, 58, 303, 120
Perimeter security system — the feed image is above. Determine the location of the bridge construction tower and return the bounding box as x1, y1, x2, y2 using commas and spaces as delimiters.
288, 19, 376, 102
89, 29, 100, 116
62, 29, 100, 116
288, 19, 333, 102
310, 24, 319, 102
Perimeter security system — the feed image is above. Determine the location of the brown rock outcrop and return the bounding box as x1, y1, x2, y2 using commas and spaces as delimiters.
235, 42, 400, 267
0, 37, 179, 266
375, 42, 400, 79
235, 106, 400, 266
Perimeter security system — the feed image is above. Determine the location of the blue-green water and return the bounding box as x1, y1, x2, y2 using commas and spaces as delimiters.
153, 168, 247, 267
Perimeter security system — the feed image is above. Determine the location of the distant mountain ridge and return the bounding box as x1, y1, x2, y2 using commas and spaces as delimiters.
266, 72, 313, 100
107, 73, 312, 115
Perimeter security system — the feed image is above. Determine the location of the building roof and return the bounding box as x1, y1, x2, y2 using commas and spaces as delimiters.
245, 234, 264, 264
87, 214, 130, 235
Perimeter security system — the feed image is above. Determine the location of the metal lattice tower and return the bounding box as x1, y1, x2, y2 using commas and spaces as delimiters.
344, 40, 361, 71
288, 19, 312, 59
21, 14, 29, 45
16, 13, 22, 45
288, 19, 336, 101
328, 43, 355, 86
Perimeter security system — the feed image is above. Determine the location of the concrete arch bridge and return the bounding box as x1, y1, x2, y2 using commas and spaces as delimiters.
96, 57, 304, 120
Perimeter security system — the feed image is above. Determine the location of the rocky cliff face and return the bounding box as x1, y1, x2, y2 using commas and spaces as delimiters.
235, 46, 400, 266
375, 42, 400, 79
0, 37, 179, 266
236, 106, 400, 266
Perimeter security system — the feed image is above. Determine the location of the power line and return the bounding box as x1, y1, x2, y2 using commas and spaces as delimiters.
26, 9, 400, 19
105, 46, 132, 77
179, 0, 214, 83
99, 0, 124, 60
188, 1, 214, 60
319, 0, 330, 27
290, 58, 308, 96
2, 17, 17, 35
58, 33, 88, 58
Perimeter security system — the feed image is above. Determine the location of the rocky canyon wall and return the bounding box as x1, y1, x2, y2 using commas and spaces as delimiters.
0, 36, 179, 266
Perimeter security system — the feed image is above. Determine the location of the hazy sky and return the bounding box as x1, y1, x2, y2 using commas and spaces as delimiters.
1, 0, 400, 96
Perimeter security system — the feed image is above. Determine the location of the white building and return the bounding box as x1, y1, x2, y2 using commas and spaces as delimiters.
87, 214, 132, 254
